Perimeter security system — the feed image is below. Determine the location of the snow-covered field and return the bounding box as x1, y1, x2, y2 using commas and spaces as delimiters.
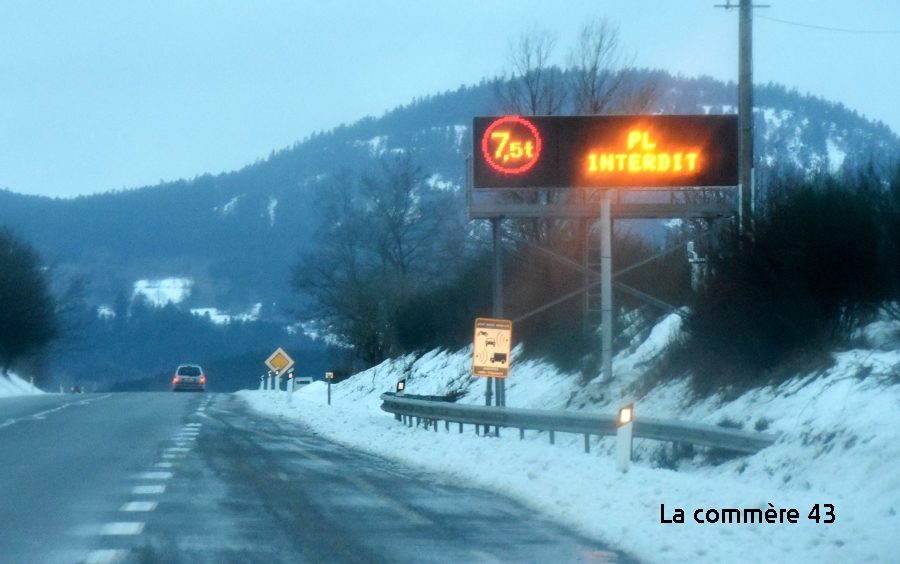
0, 372, 43, 397
238, 314, 900, 563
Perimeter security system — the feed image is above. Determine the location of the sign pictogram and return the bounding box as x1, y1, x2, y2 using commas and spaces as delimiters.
480, 116, 543, 175
472, 318, 512, 378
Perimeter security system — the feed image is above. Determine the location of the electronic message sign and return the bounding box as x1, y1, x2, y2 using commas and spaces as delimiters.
473, 115, 738, 189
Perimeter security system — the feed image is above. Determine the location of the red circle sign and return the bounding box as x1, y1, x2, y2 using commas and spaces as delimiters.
481, 116, 542, 175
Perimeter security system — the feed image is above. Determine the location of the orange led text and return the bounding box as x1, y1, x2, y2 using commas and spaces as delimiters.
587, 130, 699, 175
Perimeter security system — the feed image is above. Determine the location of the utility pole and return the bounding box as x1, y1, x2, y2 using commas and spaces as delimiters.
716, 0, 768, 235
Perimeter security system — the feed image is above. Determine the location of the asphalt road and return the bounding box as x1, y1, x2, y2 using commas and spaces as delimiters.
0, 392, 637, 564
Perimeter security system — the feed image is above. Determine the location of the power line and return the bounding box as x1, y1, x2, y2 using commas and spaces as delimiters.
757, 14, 900, 35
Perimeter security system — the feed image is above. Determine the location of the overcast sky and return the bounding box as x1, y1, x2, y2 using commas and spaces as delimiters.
1, 1, 898, 198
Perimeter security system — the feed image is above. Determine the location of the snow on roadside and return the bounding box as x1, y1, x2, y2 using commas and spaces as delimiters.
0, 372, 44, 397
238, 314, 900, 564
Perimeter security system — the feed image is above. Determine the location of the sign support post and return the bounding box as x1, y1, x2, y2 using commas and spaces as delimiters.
600, 190, 613, 381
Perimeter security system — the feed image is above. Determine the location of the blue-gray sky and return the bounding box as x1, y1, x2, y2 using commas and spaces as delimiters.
1, 1, 898, 198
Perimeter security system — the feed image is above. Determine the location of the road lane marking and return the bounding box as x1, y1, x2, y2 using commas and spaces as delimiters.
0, 394, 113, 430
132, 485, 166, 494
137, 472, 173, 480
186, 423, 202, 427
81, 549, 129, 564
154, 462, 174, 468
166, 447, 190, 452
100, 522, 144, 535
121, 501, 157, 512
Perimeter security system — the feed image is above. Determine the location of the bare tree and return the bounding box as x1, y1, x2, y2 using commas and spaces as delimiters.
496, 25, 566, 116
293, 156, 463, 366
567, 19, 658, 116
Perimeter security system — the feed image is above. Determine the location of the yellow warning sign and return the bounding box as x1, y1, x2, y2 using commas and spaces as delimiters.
265, 347, 295, 374
472, 318, 512, 378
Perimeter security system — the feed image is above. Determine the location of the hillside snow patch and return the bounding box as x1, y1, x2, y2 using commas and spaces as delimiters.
0, 372, 43, 397
132, 278, 192, 307
239, 314, 900, 563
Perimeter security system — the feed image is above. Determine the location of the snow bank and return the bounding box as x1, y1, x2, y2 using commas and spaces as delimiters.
0, 372, 44, 397
238, 314, 900, 563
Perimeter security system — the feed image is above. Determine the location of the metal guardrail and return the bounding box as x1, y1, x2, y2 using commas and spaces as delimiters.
380, 393, 778, 454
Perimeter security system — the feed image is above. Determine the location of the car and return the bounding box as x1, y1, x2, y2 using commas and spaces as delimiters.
172, 364, 206, 392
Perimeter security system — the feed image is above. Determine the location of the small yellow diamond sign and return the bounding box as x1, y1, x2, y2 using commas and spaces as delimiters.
265, 347, 294, 374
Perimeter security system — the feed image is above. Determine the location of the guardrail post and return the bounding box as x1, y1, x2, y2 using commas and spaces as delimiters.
459, 422, 463, 434
584, 434, 590, 453
445, 420, 449, 432
519, 428, 524, 440
549, 430, 555, 445
434, 420, 438, 432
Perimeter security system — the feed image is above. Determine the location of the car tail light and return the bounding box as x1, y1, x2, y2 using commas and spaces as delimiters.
173, 376, 179, 383
200, 376, 206, 384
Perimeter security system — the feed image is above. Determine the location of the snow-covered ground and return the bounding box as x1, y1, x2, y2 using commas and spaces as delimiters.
238, 314, 900, 563
0, 372, 43, 397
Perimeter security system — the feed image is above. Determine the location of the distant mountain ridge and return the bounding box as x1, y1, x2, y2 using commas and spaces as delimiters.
0, 70, 897, 321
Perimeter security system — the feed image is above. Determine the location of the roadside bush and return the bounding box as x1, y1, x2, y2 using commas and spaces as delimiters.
682, 174, 887, 392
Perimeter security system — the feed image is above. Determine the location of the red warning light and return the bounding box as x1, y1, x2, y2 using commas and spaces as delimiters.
480, 116, 542, 175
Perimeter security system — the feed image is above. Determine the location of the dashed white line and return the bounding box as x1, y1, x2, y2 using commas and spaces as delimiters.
81, 549, 129, 564
100, 522, 144, 535
137, 471, 173, 480
166, 447, 190, 452
121, 501, 157, 512
132, 485, 166, 494
154, 462, 174, 468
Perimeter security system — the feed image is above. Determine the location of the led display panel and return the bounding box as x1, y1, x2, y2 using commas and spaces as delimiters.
472, 115, 738, 189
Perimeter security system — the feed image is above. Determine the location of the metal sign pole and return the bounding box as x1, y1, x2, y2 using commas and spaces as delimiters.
600, 190, 613, 382
492, 218, 505, 409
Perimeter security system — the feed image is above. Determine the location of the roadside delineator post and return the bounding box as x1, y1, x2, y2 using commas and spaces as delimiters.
286, 370, 294, 403
259, 375, 265, 390
274, 369, 282, 392
267, 370, 273, 390
616, 403, 634, 473
326, 372, 333, 405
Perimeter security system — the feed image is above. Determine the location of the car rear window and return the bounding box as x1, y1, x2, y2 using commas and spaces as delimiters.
177, 366, 201, 376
